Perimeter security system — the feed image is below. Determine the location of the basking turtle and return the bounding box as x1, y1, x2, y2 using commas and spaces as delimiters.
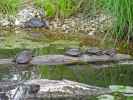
103, 48, 117, 57
14, 50, 33, 64
24, 84, 40, 95
25, 18, 49, 28
85, 47, 103, 55
65, 48, 82, 57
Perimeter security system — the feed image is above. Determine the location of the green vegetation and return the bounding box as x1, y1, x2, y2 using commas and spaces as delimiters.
34, 0, 77, 17
0, 0, 132, 41
0, 0, 21, 15
104, 0, 133, 41
34, 0, 133, 40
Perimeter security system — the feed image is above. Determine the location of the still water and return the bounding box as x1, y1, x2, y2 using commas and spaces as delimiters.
0, 29, 132, 99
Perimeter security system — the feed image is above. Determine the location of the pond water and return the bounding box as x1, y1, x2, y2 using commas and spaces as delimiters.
0, 29, 132, 99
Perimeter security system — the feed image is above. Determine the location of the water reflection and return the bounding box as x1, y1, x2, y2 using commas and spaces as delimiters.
0, 64, 133, 87
0, 64, 40, 81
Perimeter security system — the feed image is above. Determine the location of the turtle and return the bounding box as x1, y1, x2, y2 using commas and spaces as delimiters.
24, 84, 40, 95
65, 48, 82, 57
25, 18, 49, 28
103, 48, 117, 57
85, 47, 103, 55
14, 50, 33, 64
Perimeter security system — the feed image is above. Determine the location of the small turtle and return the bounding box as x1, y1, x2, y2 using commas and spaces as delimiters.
14, 50, 33, 64
25, 84, 40, 95
85, 47, 103, 55
65, 48, 82, 57
103, 48, 117, 57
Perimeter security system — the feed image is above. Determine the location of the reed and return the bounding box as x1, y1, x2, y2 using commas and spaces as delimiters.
104, 0, 133, 41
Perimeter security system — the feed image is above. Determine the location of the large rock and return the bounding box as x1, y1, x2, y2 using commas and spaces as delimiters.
15, 7, 49, 28
0, 7, 49, 28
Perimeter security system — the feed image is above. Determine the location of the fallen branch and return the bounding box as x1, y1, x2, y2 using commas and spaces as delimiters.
0, 54, 132, 66
23, 79, 112, 99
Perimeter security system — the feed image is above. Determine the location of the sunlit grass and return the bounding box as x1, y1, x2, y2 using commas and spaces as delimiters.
104, 0, 133, 42
34, 0, 80, 18
0, 0, 21, 15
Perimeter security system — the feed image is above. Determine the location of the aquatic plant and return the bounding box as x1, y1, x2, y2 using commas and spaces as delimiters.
0, 0, 21, 15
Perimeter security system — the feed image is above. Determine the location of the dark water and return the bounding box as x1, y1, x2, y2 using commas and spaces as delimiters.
0, 29, 132, 99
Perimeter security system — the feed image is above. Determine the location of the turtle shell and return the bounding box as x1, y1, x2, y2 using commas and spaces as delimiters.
65, 48, 82, 57
85, 47, 103, 55
103, 48, 117, 57
15, 50, 33, 64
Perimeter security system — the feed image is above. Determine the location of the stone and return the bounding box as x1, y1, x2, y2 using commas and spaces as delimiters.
0, 15, 15, 27
14, 50, 33, 64
15, 7, 47, 28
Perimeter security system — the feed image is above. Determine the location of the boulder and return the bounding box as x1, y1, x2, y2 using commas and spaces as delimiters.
15, 7, 49, 28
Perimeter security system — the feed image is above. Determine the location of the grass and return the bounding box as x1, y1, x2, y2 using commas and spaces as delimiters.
0, 0, 21, 15
104, 0, 133, 42
0, 0, 132, 42
34, 0, 77, 18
